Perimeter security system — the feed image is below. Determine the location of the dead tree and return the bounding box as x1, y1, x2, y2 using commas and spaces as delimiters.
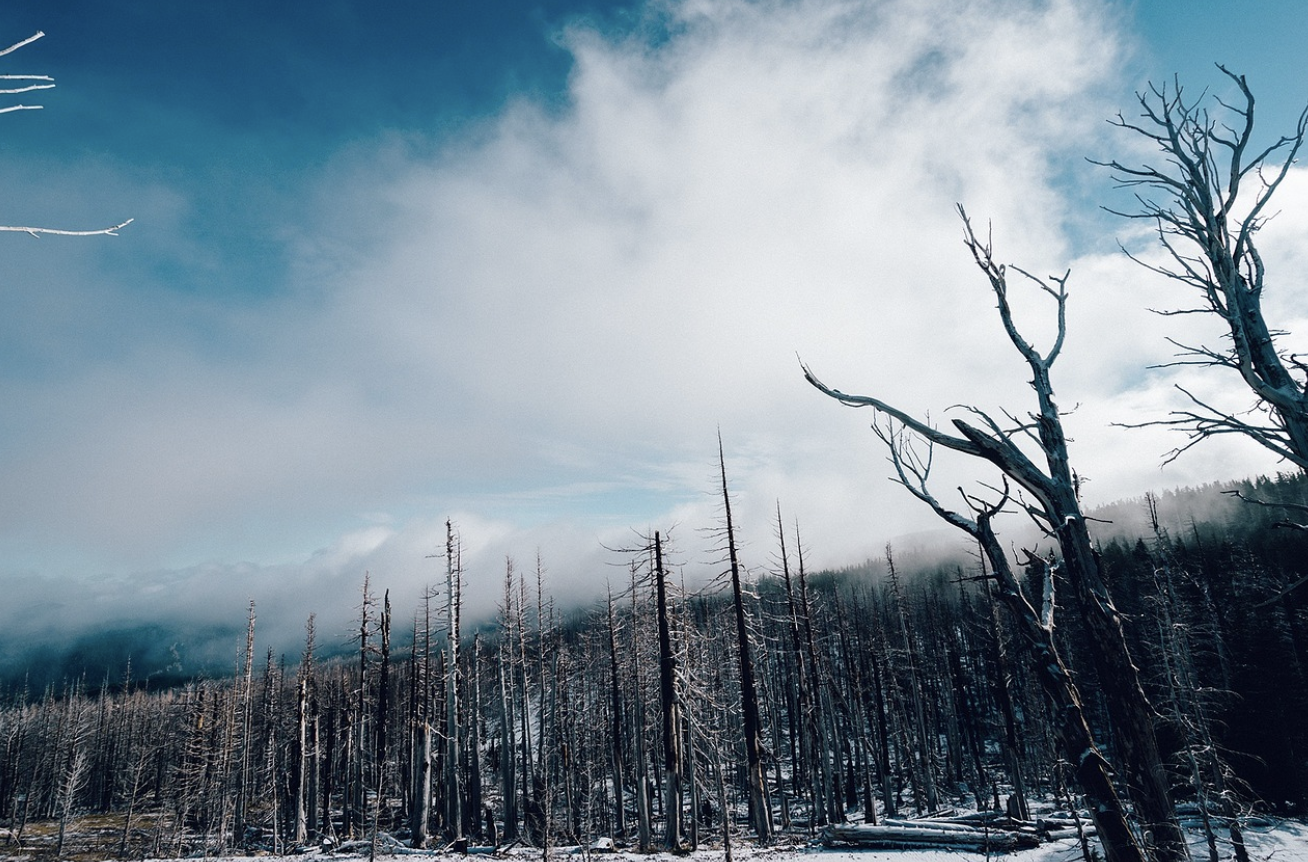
630, 562, 653, 852
885, 546, 938, 814
653, 531, 685, 850
979, 561, 1030, 820
1142, 497, 1251, 862
804, 209, 1186, 862
496, 559, 520, 845
774, 505, 827, 827
443, 521, 465, 845
374, 590, 392, 850
294, 616, 317, 845
874, 426, 1148, 862
1098, 70, 1308, 471
351, 575, 375, 839
466, 634, 485, 841
604, 584, 628, 839
410, 587, 435, 848
231, 601, 256, 849
53, 696, 90, 858
716, 435, 773, 843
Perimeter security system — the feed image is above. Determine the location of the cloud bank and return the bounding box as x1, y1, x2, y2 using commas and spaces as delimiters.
2, 0, 1302, 667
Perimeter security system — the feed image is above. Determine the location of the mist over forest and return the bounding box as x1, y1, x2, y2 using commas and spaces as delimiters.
0, 471, 1291, 695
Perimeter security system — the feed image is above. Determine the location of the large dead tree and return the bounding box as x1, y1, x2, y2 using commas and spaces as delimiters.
803, 209, 1186, 862
1097, 69, 1308, 471
876, 426, 1147, 862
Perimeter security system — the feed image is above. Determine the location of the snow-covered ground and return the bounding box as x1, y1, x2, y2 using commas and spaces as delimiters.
44, 819, 1301, 862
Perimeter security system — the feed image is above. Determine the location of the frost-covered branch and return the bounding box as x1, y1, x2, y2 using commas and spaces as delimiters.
0, 32, 51, 114
2, 30, 132, 240
0, 218, 134, 238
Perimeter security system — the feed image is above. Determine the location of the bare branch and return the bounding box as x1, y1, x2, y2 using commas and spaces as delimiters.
0, 30, 132, 238
0, 218, 134, 238
1222, 488, 1308, 520
0, 31, 45, 58
1101, 72, 1308, 468
799, 357, 982, 457
0, 79, 55, 97
1, 33, 53, 112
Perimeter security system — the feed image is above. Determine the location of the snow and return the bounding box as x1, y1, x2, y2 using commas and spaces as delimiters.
48, 820, 1305, 862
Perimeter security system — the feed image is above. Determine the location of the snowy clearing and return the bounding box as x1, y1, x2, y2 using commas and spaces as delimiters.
6, 820, 1299, 862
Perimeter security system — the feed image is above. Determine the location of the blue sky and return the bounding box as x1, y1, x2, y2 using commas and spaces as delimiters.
1, 0, 1306, 651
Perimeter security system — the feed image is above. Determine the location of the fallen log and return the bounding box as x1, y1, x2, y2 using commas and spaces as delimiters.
821, 823, 1042, 852
883, 818, 992, 833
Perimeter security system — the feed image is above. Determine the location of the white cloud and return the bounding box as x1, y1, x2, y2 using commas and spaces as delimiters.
3, 0, 1301, 651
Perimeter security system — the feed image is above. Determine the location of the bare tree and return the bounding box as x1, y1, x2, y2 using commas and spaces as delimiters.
716, 435, 772, 843
442, 521, 465, 846
874, 425, 1148, 862
1, 31, 131, 238
803, 209, 1187, 862
629, 562, 653, 852
603, 584, 628, 840
1098, 69, 1308, 470
294, 615, 317, 845
652, 530, 685, 851
495, 559, 520, 845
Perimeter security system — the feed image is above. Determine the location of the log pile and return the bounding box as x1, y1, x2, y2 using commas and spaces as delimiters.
820, 812, 1091, 853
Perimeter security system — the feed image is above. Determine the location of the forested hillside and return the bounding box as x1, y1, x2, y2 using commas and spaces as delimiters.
2, 474, 1306, 858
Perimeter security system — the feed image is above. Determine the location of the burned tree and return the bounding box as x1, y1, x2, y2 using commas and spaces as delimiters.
876, 426, 1147, 862
716, 435, 772, 843
1099, 70, 1308, 472
804, 209, 1186, 862
603, 584, 628, 840
653, 531, 685, 850
443, 521, 465, 846
293, 615, 317, 845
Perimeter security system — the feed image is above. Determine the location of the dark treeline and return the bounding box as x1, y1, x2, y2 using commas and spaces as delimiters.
1, 477, 1307, 857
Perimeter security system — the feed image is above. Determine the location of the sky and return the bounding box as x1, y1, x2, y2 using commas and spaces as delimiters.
1, 0, 1306, 664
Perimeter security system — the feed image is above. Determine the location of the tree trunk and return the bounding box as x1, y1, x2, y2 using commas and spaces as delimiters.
606, 586, 628, 839
654, 531, 684, 849
445, 521, 464, 842
718, 435, 772, 842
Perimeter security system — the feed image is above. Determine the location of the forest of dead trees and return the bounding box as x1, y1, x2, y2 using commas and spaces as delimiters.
5, 21, 1308, 862
2, 473, 1308, 859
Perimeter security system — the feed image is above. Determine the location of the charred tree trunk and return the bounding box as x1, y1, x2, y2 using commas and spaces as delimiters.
631, 564, 653, 852
653, 531, 684, 850
718, 435, 772, 843
606, 585, 628, 839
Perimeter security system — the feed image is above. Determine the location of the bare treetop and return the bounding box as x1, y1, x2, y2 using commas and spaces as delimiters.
1097, 68, 1308, 469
